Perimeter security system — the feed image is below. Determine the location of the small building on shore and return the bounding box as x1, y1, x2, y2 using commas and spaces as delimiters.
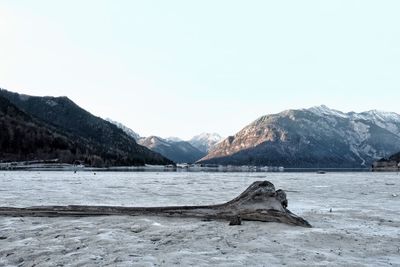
372, 159, 399, 171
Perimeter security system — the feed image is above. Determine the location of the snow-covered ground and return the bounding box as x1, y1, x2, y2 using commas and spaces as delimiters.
0, 171, 399, 266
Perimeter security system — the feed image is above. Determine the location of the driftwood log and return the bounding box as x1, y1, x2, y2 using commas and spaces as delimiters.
0, 181, 311, 227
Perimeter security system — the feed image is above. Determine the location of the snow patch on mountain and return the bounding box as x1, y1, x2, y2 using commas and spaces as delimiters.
350, 121, 370, 141
308, 105, 347, 118
165, 137, 183, 143
45, 99, 58, 107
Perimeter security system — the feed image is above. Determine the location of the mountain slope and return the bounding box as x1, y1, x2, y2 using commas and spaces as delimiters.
199, 106, 400, 168
106, 118, 141, 141
138, 136, 205, 163
189, 133, 222, 153
0, 89, 172, 166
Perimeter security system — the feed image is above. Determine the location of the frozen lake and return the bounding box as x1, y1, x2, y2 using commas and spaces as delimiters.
0, 171, 399, 266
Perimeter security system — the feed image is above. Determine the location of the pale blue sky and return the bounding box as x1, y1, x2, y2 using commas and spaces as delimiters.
1, 1, 399, 139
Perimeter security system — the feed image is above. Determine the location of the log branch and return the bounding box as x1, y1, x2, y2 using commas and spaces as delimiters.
0, 180, 311, 227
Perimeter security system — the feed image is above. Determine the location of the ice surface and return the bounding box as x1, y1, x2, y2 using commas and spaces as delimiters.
0, 171, 399, 266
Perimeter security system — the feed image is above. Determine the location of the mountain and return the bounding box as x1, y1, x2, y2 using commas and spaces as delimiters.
189, 133, 223, 153
106, 118, 141, 141
0, 95, 79, 163
105, 120, 207, 163
138, 136, 205, 163
0, 89, 172, 166
199, 105, 400, 168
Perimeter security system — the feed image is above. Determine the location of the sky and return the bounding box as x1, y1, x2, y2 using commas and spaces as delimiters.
1, 1, 399, 139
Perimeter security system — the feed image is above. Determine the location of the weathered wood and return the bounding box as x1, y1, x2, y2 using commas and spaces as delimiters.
0, 181, 311, 227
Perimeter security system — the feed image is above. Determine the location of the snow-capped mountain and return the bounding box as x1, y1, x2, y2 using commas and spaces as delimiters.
189, 133, 223, 153
105, 118, 141, 141
198, 105, 400, 168
309, 105, 400, 136
138, 136, 205, 164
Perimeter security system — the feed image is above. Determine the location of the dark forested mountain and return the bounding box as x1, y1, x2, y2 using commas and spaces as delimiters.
379, 150, 400, 164
388, 151, 400, 162
0, 89, 172, 166
0, 95, 85, 163
138, 136, 205, 163
199, 105, 400, 168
